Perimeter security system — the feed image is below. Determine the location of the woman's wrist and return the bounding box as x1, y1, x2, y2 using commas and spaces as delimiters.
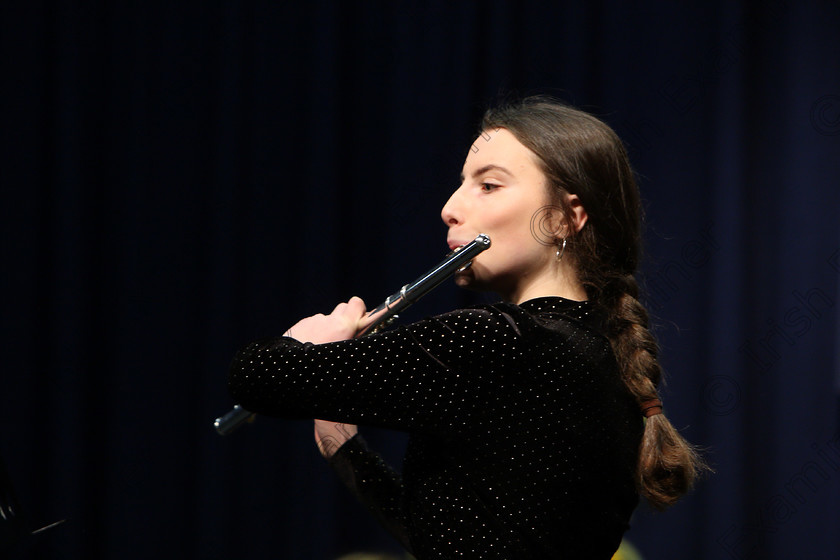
314, 420, 359, 458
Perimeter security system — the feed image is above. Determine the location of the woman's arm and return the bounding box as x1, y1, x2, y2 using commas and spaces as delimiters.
228, 304, 522, 434
327, 434, 413, 552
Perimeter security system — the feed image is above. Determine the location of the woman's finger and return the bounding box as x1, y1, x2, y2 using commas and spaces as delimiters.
345, 296, 367, 317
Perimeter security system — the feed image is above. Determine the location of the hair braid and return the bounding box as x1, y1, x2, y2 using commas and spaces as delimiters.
603, 275, 706, 509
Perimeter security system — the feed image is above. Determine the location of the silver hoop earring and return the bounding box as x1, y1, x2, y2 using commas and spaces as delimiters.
556, 238, 567, 262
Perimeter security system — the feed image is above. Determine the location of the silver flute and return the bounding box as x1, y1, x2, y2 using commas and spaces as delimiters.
213, 233, 491, 435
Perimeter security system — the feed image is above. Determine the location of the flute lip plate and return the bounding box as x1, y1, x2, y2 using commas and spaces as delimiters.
447, 233, 490, 252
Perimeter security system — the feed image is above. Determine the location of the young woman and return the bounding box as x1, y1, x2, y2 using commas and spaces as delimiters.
228, 97, 705, 559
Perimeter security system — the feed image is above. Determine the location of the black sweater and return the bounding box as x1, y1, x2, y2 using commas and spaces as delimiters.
228, 297, 642, 559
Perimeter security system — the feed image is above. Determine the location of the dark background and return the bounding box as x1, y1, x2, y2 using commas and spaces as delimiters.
2, 1, 839, 559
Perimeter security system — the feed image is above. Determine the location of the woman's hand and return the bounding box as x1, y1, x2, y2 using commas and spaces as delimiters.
285, 298, 366, 458
284, 296, 368, 344
314, 419, 358, 458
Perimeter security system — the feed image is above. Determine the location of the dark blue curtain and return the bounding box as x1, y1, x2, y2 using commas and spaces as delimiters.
2, 1, 839, 559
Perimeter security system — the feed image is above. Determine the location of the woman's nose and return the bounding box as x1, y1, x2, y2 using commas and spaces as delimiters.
440, 186, 463, 226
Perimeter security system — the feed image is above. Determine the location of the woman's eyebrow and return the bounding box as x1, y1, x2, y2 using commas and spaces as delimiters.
459, 164, 514, 182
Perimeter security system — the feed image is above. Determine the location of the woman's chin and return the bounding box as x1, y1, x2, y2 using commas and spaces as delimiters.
453, 269, 475, 288
454, 268, 491, 293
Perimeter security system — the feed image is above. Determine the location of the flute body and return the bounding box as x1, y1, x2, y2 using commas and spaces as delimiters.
213, 233, 491, 435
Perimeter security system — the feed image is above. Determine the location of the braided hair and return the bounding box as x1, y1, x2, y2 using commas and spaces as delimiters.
482, 96, 707, 509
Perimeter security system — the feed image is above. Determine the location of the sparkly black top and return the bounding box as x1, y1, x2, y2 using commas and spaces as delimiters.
228, 297, 643, 559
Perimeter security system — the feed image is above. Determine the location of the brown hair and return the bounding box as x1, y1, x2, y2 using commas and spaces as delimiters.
482, 96, 707, 509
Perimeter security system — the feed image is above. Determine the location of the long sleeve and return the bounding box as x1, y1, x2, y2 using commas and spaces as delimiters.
228, 306, 523, 435
328, 434, 413, 552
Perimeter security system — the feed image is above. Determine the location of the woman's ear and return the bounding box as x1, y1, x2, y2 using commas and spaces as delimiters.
565, 194, 588, 234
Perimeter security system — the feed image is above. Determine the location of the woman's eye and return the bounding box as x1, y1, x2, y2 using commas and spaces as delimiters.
481, 183, 499, 192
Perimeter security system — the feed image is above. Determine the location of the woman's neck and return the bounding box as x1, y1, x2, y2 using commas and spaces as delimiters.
505, 260, 587, 304
510, 283, 587, 304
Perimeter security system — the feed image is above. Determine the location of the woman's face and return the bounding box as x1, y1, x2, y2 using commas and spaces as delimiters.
441, 128, 565, 303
